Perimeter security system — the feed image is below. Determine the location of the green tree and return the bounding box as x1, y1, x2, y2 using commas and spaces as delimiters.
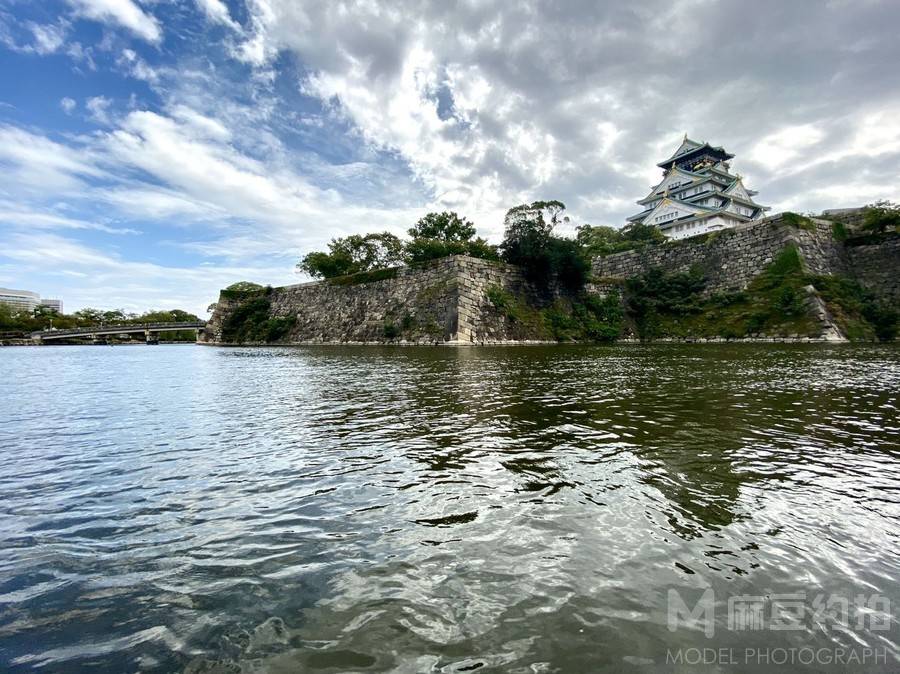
863, 200, 900, 234
102, 309, 126, 323
298, 232, 405, 279
500, 200, 563, 267
576, 224, 623, 257
576, 221, 665, 257
501, 200, 566, 257
621, 220, 666, 244
135, 309, 200, 324
0, 304, 18, 331
404, 211, 498, 263
408, 211, 476, 242
225, 281, 264, 293
74, 308, 103, 323
500, 200, 588, 293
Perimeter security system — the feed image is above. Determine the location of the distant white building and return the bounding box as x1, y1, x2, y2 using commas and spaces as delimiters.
628, 135, 769, 240
40, 299, 63, 313
0, 287, 40, 313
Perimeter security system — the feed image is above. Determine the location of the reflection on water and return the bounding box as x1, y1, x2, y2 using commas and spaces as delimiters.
0, 344, 898, 672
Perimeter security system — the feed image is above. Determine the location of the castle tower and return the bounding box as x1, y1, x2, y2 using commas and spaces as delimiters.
627, 135, 769, 240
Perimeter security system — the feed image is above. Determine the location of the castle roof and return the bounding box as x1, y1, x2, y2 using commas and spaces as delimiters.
638, 169, 735, 205
657, 136, 734, 168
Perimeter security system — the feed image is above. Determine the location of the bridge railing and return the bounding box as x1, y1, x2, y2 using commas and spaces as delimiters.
30, 322, 206, 338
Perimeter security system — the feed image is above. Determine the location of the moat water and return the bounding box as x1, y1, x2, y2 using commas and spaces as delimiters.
1, 344, 898, 672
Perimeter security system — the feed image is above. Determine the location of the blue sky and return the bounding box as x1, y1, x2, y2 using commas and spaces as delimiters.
1, 0, 899, 316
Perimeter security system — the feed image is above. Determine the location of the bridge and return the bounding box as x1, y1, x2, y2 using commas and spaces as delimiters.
30, 321, 206, 344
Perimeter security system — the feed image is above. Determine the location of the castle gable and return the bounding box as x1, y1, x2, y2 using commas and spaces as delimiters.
643, 198, 705, 227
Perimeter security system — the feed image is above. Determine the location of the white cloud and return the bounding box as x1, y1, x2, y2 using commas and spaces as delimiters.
27, 22, 67, 54
60, 97, 77, 114
86, 95, 113, 125
0, 103, 423, 306
65, 41, 97, 70
97, 108, 421, 254
0, 20, 69, 55
844, 106, 900, 158
195, 0, 240, 31
67, 0, 162, 43
0, 124, 107, 192
167, 105, 232, 143
99, 185, 226, 221
117, 48, 159, 83
234, 0, 900, 231
5, 0, 900, 315
0, 203, 139, 235
751, 125, 825, 170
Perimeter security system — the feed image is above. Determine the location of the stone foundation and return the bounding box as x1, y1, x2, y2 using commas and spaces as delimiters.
202, 214, 898, 345
592, 214, 847, 295
201, 256, 553, 345
592, 213, 896, 305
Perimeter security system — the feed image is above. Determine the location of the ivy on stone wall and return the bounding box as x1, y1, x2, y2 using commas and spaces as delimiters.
221, 296, 296, 344
622, 245, 897, 341
485, 284, 623, 342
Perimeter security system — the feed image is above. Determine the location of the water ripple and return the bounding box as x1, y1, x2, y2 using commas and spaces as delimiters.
0, 343, 898, 671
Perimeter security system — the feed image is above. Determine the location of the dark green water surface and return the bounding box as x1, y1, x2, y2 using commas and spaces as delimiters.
0, 344, 898, 672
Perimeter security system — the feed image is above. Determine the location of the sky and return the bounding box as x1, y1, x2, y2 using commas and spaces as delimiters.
1, 0, 899, 316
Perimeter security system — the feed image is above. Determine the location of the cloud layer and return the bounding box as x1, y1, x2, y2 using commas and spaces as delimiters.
1, 0, 899, 314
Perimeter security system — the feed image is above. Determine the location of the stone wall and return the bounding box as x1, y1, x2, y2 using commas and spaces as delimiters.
822, 207, 868, 229
845, 234, 900, 304
592, 217, 793, 295
202, 214, 898, 346
591, 214, 853, 293
201, 256, 552, 345
455, 256, 548, 343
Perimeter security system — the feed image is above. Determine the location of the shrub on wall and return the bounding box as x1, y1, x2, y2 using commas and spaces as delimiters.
862, 200, 900, 234
221, 296, 296, 343
809, 274, 898, 341
781, 212, 816, 231
220, 281, 267, 300
327, 267, 399, 286
831, 221, 849, 241
485, 283, 623, 342
624, 247, 820, 340
621, 243, 896, 341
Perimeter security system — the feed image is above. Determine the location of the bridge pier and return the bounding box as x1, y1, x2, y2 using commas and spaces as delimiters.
145, 330, 159, 345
